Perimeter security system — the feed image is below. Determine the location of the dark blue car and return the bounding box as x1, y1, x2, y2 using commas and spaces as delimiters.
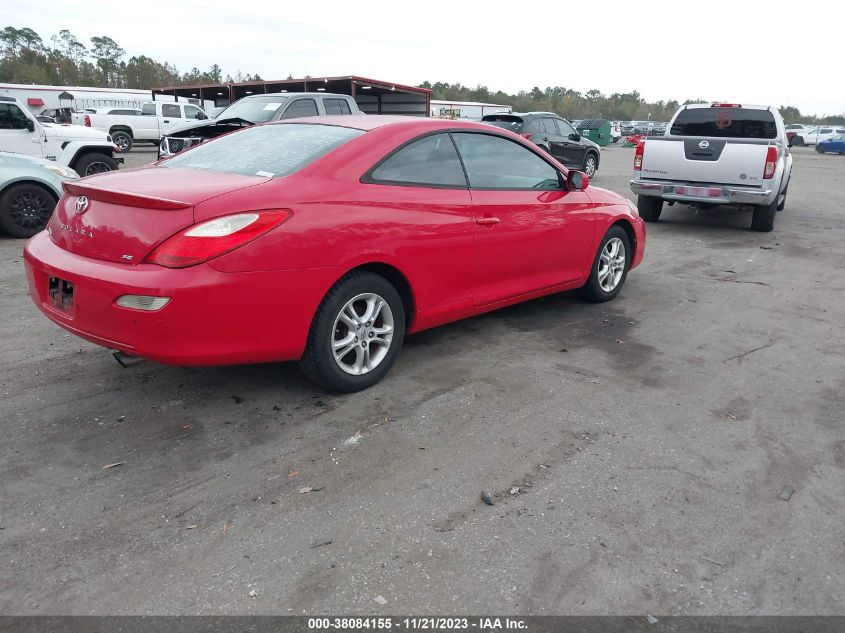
816, 135, 845, 154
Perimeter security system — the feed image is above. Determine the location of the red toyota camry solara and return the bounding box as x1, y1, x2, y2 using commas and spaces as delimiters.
24, 116, 645, 392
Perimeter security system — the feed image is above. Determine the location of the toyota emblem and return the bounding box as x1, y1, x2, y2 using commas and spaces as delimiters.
698, 140, 710, 149
75, 196, 89, 215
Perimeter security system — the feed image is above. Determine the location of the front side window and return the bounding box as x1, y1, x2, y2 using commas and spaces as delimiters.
556, 119, 577, 136
452, 133, 562, 190
281, 99, 319, 119
369, 133, 466, 188
162, 104, 181, 118
0, 104, 30, 130
162, 123, 364, 178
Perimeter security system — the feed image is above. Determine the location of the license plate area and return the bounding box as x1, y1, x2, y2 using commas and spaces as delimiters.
675, 186, 724, 198
48, 276, 75, 312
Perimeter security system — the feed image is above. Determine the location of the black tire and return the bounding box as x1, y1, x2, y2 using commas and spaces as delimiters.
111, 130, 133, 152
583, 152, 598, 178
0, 183, 57, 238
751, 199, 777, 232
300, 271, 406, 392
581, 225, 632, 303
637, 194, 663, 221
72, 153, 119, 177
776, 182, 788, 211
612, 137, 620, 143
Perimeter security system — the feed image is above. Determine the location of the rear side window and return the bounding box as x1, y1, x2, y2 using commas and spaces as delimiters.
482, 115, 525, 133
541, 118, 558, 134
324, 99, 352, 115
161, 123, 364, 178
670, 107, 777, 139
162, 104, 181, 118
141, 103, 156, 116
452, 133, 562, 190
368, 133, 466, 188
282, 99, 319, 119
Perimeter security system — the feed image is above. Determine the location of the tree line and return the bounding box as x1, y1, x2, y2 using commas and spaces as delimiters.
0, 26, 260, 90
421, 81, 844, 125
2, 25, 841, 124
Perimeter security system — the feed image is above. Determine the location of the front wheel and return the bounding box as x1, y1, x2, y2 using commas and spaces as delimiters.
300, 271, 406, 392
583, 153, 598, 177
637, 194, 663, 221
581, 226, 631, 303
0, 183, 57, 238
72, 153, 119, 177
751, 199, 777, 232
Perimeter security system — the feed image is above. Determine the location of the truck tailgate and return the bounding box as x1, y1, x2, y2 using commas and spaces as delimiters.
640, 137, 770, 186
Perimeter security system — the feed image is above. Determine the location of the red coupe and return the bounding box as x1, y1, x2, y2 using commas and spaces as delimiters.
24, 116, 646, 391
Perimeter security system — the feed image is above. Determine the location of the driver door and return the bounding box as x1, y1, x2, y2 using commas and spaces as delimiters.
0, 103, 42, 158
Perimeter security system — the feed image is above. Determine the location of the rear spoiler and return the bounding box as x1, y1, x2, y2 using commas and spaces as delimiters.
63, 181, 192, 210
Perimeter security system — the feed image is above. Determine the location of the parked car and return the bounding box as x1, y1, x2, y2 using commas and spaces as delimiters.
0, 96, 121, 176
652, 122, 667, 135
630, 102, 792, 232
791, 126, 845, 147
620, 121, 637, 136
159, 92, 361, 157
816, 134, 845, 154
0, 151, 77, 237
481, 112, 601, 177
39, 107, 76, 124
72, 102, 209, 152
610, 121, 622, 142
24, 116, 645, 392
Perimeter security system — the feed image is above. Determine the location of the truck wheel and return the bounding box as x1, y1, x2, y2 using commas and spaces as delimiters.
0, 183, 57, 238
751, 200, 777, 232
777, 183, 788, 211
111, 131, 133, 152
637, 195, 663, 221
73, 153, 119, 177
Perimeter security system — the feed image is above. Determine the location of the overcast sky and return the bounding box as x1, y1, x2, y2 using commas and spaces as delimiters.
5, 0, 839, 115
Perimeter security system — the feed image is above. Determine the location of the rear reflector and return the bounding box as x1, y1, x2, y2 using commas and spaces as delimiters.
634, 140, 645, 170
84, 114, 91, 127
116, 295, 170, 311
145, 210, 291, 268
763, 146, 778, 179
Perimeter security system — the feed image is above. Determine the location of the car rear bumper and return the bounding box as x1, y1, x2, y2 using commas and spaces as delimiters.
630, 179, 775, 205
24, 231, 338, 366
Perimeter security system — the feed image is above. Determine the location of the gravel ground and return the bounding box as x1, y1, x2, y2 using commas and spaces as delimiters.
0, 142, 842, 615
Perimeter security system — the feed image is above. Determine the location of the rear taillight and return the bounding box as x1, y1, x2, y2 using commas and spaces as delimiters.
634, 140, 645, 170
84, 115, 91, 127
763, 146, 778, 179
144, 210, 291, 268
520, 132, 533, 140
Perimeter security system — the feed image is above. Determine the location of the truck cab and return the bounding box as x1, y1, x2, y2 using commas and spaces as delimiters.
0, 96, 121, 176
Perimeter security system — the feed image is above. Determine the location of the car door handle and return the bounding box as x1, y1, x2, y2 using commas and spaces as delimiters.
163, 120, 170, 123
476, 216, 500, 226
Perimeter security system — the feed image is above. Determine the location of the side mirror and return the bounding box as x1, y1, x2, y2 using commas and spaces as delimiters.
566, 170, 589, 191
25, 119, 35, 132
569, 133, 581, 141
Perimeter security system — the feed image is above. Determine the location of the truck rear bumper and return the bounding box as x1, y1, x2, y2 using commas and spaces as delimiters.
630, 180, 774, 205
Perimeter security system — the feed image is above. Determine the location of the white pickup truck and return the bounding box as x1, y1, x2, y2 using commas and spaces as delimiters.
630, 103, 792, 232
0, 96, 121, 176
72, 101, 209, 152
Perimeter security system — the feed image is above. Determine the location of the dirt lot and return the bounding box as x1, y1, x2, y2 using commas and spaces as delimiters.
1, 144, 843, 615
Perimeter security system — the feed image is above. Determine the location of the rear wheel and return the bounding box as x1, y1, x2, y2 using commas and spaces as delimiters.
300, 271, 406, 392
111, 130, 133, 152
583, 153, 598, 177
777, 182, 788, 211
637, 194, 663, 221
0, 183, 56, 238
72, 153, 119, 177
581, 226, 631, 303
751, 199, 777, 232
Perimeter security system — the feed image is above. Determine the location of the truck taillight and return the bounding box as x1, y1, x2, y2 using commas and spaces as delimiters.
711, 103, 742, 108
634, 141, 645, 170
763, 146, 777, 179
84, 115, 91, 127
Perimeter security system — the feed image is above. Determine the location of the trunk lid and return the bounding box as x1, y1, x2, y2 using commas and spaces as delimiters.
49, 167, 269, 263
640, 137, 772, 186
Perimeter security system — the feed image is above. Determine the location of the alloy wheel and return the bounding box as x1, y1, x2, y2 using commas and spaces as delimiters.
598, 237, 626, 292
9, 190, 52, 230
331, 293, 394, 375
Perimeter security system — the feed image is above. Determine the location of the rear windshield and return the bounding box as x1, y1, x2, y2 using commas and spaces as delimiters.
670, 107, 777, 139
161, 123, 364, 177
482, 115, 525, 132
